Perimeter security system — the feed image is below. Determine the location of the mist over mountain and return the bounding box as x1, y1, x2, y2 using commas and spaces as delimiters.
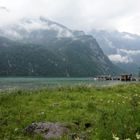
89, 30, 140, 74
0, 17, 121, 77
0, 17, 84, 43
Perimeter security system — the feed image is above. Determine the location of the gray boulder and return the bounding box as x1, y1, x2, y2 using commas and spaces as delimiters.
25, 122, 69, 139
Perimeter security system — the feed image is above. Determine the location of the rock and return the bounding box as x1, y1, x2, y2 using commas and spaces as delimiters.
25, 122, 69, 139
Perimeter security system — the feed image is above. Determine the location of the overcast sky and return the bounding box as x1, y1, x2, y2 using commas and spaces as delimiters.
0, 0, 140, 34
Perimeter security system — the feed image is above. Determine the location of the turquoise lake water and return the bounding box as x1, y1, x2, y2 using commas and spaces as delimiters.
0, 77, 123, 90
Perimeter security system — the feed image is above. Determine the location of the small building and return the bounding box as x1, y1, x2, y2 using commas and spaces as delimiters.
97, 75, 112, 81
112, 76, 121, 81
121, 74, 132, 81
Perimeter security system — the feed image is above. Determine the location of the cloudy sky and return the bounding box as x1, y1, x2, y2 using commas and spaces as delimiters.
0, 0, 140, 34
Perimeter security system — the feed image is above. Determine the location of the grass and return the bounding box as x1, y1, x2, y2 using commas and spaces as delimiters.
0, 83, 140, 140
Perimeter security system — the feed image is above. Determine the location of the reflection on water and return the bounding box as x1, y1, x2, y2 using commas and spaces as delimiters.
0, 77, 122, 91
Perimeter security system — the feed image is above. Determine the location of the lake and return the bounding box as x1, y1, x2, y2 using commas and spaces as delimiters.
0, 77, 123, 91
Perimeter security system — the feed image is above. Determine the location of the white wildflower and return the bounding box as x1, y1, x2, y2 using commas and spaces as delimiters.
100, 99, 103, 102
122, 101, 125, 104
75, 137, 81, 140
136, 132, 140, 139
107, 100, 110, 103
113, 134, 119, 140
14, 128, 18, 132
39, 112, 45, 115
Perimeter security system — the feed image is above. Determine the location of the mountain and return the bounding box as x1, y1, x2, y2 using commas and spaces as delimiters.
0, 17, 121, 77
89, 30, 140, 74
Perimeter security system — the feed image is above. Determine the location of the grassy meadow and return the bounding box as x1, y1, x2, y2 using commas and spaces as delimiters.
0, 83, 140, 140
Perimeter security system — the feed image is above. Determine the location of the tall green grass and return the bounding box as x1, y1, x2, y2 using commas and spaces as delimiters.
0, 83, 140, 139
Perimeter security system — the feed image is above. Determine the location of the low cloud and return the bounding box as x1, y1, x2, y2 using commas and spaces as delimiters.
119, 49, 140, 56
21, 18, 74, 38
108, 54, 133, 63
1, 17, 74, 39
109, 48, 140, 64
1, 0, 140, 34
0, 6, 9, 12
122, 34, 135, 40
